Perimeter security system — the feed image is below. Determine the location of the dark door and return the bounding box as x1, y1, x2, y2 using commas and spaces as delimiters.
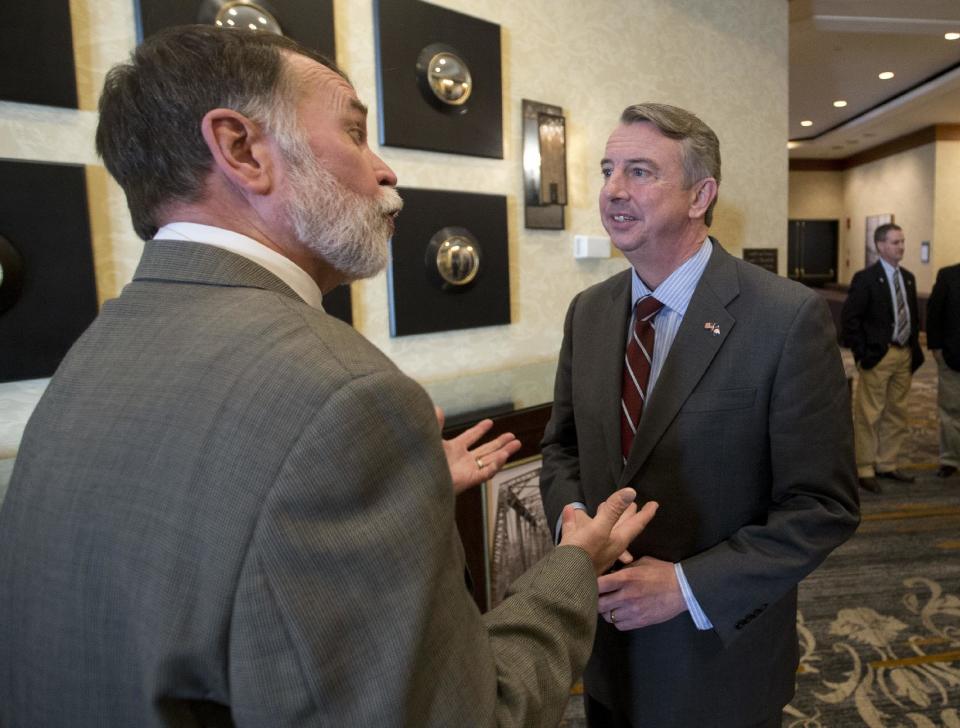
788, 219, 838, 287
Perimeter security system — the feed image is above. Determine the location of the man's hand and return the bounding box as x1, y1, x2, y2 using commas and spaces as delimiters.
559, 489, 658, 575
597, 556, 687, 630
437, 408, 522, 495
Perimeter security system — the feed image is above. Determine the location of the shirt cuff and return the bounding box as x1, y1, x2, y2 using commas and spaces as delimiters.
554, 502, 587, 544
675, 562, 713, 630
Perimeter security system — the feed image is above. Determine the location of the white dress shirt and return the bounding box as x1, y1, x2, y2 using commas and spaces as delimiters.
153, 222, 324, 310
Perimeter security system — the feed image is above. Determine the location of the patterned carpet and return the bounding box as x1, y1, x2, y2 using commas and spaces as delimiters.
560, 345, 960, 727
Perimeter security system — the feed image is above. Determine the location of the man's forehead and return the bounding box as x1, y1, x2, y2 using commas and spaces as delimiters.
285, 52, 366, 116
603, 122, 678, 160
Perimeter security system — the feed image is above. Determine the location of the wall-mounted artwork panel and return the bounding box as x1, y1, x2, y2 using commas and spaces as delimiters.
0, 1, 78, 108
0, 160, 98, 383
374, 0, 503, 158
323, 284, 352, 326
388, 188, 509, 337
135, 0, 335, 58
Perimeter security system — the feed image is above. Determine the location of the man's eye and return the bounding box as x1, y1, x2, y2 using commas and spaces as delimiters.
632, 167, 648, 177
600, 168, 612, 178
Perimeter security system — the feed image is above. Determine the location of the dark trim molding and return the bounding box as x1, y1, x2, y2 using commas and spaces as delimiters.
790, 124, 960, 172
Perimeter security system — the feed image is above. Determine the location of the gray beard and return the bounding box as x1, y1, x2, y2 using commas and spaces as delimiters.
281, 139, 402, 282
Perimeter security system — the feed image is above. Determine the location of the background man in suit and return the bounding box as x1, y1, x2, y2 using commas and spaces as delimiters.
539, 103, 859, 728
841, 224, 924, 493
0, 27, 658, 727
927, 263, 960, 479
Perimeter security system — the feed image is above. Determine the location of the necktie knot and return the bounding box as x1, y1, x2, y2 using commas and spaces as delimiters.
635, 295, 664, 322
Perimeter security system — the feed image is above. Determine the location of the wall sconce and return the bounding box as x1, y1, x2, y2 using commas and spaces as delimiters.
522, 99, 566, 230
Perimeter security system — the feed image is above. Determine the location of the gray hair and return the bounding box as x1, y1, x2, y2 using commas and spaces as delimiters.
95, 25, 347, 240
620, 103, 721, 226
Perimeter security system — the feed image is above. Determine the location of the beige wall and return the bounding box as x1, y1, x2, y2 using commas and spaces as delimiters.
934, 140, 960, 275
843, 143, 936, 292
0, 0, 788, 385
789, 138, 960, 293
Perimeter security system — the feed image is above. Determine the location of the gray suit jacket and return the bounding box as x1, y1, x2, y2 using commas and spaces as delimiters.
540, 242, 859, 727
0, 240, 597, 727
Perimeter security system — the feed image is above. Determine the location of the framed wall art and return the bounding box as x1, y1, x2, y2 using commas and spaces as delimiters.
0, 159, 98, 382
0, 1, 78, 108
374, 0, 503, 158
387, 188, 510, 337
865, 213, 894, 268
135, 0, 336, 58
485, 456, 553, 608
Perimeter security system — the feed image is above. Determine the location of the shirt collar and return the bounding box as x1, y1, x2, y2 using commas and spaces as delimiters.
631, 237, 713, 316
878, 257, 899, 280
153, 222, 324, 310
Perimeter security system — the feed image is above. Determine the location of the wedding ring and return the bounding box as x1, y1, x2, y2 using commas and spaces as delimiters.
610, 609, 617, 624
476, 457, 484, 470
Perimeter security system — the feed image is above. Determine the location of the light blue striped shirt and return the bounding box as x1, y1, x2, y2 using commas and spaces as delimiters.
629, 238, 714, 630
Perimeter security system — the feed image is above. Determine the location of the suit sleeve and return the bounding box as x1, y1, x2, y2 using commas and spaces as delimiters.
682, 294, 860, 646
540, 293, 587, 529
927, 269, 945, 350
227, 369, 597, 728
840, 271, 868, 360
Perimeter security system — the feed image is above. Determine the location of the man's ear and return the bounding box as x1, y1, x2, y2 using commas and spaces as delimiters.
688, 178, 718, 220
200, 108, 275, 196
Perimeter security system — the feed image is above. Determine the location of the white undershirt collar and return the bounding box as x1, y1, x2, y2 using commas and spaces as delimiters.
153, 222, 324, 310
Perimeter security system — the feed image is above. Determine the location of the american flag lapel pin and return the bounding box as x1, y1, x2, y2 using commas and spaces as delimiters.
704, 322, 721, 336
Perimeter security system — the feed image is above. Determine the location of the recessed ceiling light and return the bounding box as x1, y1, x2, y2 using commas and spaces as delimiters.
878, 71, 894, 80
946, 32, 960, 40
800, 120, 813, 127
787, 141, 800, 150
833, 100, 848, 108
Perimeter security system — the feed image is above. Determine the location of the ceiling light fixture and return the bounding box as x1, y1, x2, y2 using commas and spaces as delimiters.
833, 100, 848, 108
946, 32, 960, 40
878, 71, 894, 80
800, 120, 813, 127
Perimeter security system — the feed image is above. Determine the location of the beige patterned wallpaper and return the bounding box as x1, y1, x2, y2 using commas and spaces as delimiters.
0, 0, 787, 394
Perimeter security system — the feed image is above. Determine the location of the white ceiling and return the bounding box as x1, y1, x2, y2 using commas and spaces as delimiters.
789, 0, 960, 159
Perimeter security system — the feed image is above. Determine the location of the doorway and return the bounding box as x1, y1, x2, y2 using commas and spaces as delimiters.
788, 219, 838, 287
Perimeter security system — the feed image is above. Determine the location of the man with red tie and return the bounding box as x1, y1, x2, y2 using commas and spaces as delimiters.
540, 103, 860, 728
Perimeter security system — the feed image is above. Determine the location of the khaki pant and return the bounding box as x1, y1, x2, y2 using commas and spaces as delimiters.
935, 351, 960, 468
853, 346, 913, 477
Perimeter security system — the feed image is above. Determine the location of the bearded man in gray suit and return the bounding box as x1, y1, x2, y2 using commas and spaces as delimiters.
540, 104, 860, 728
0, 27, 658, 727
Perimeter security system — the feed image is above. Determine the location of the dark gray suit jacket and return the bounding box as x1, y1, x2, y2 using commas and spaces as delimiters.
0, 240, 598, 727
540, 242, 860, 727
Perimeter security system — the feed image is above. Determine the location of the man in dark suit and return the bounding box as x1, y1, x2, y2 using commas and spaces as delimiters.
0, 27, 658, 727
927, 263, 960, 478
539, 103, 860, 728
841, 224, 924, 493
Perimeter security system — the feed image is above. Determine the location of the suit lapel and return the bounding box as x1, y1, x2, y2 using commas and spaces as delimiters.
618, 244, 739, 488
600, 274, 632, 483
872, 262, 894, 320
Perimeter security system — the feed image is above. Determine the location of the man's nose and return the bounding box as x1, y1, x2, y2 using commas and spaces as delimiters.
603, 173, 627, 200
371, 151, 397, 187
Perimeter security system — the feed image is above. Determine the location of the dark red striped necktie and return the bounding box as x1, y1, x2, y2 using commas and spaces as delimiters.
621, 295, 664, 463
